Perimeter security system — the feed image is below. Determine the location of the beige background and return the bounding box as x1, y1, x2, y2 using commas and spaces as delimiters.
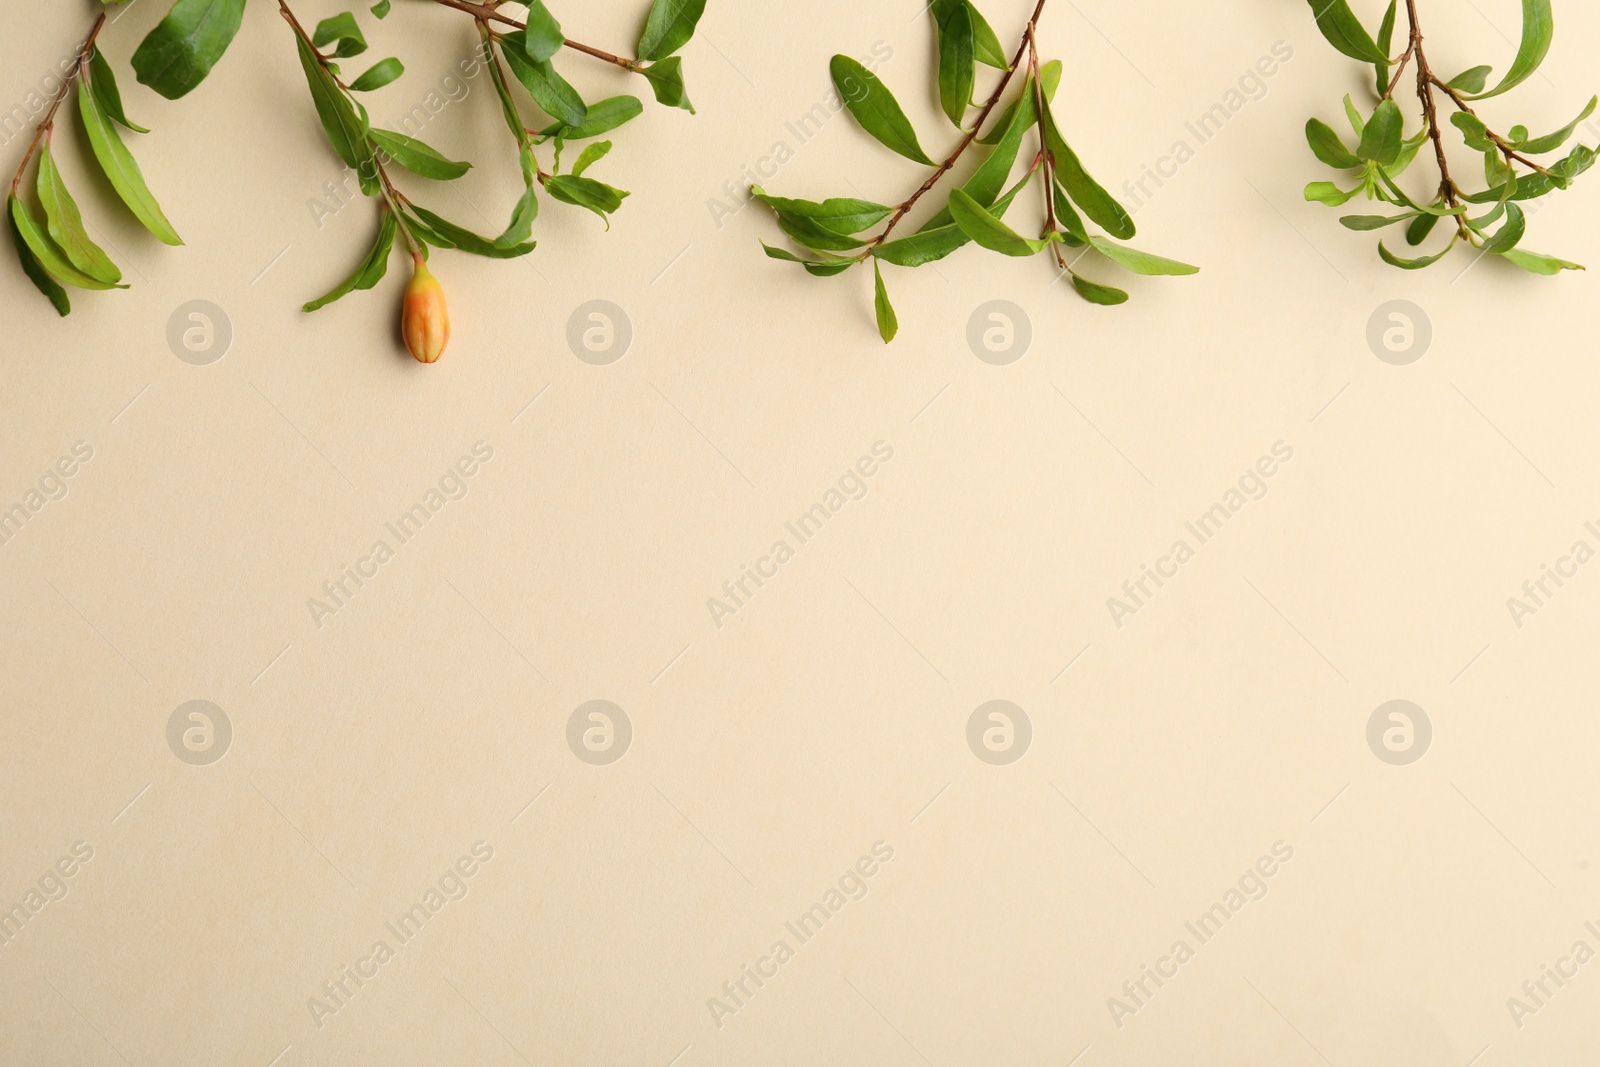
4, 0, 1600, 1063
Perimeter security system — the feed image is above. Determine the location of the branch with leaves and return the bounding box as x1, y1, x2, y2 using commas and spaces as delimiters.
757, 0, 1196, 344
1302, 0, 1595, 273
8, 0, 706, 363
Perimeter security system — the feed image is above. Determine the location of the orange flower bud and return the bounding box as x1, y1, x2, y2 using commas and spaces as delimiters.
402, 253, 449, 364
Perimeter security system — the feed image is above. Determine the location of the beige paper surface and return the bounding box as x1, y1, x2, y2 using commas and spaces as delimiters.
4, 0, 1600, 1063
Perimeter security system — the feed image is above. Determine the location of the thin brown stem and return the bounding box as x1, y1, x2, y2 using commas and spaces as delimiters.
864, 0, 1051, 251
11, 12, 107, 192
426, 0, 639, 71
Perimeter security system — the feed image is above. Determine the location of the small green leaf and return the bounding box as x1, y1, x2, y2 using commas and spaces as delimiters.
350, 57, 404, 91
1378, 237, 1456, 268
1088, 236, 1198, 275
1306, 118, 1362, 168
313, 13, 367, 58
1340, 212, 1416, 230
8, 195, 124, 291
948, 188, 1056, 256
304, 208, 396, 311
967, 2, 1009, 68
935, 0, 976, 127
830, 56, 935, 166
638, 57, 694, 113
1040, 99, 1135, 239
1448, 65, 1493, 93
872, 260, 898, 342
1304, 0, 1389, 63
1498, 247, 1583, 273
37, 141, 120, 285
1450, 111, 1495, 152
539, 95, 644, 139
751, 188, 892, 234
1405, 211, 1440, 246
502, 45, 589, 127
131, 0, 247, 99
1467, 0, 1552, 99
370, 129, 471, 179
1305, 180, 1363, 206
496, 185, 540, 247
1481, 202, 1527, 253
370, 0, 391, 18
760, 242, 855, 277
1516, 96, 1598, 154
638, 0, 707, 61
294, 33, 370, 171
408, 205, 536, 257
776, 212, 866, 252
571, 140, 612, 177
517, 1, 566, 62
1374, 0, 1397, 94
1343, 94, 1365, 137
88, 47, 148, 133
78, 80, 182, 245
1357, 98, 1403, 165
546, 174, 629, 223
9, 196, 72, 314
1069, 271, 1128, 305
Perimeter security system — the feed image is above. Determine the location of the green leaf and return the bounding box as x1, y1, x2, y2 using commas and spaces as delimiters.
546, 174, 629, 223
948, 188, 1056, 256
516, 2, 566, 62
935, 0, 976, 127
639, 57, 694, 113
496, 185, 540, 247
1405, 211, 1440, 245
408, 205, 536, 257
294, 33, 370, 171
1467, 0, 1552, 99
371, 0, 391, 18
830, 56, 935, 166
88, 47, 148, 133
967, 2, 1009, 68
1374, 0, 1397, 94
1357, 98, 1403, 165
776, 212, 866, 252
9, 196, 72, 314
571, 141, 612, 177
872, 260, 898, 343
131, 0, 247, 99
1039, 98, 1135, 239
304, 208, 396, 311
1306, 118, 1362, 168
1051, 182, 1089, 245
370, 129, 471, 179
36, 141, 120, 285
638, 0, 707, 61
1481, 202, 1527, 253
1304, 180, 1363, 206
539, 95, 644, 139
78, 80, 182, 245
1498, 247, 1583, 273
313, 13, 367, 58
1450, 111, 1495, 152
1515, 96, 1598, 154
874, 173, 1030, 266
1088, 236, 1198, 275
1069, 271, 1129, 305
8, 195, 124, 291
1448, 65, 1493, 93
1378, 237, 1456, 268
502, 45, 588, 127
751, 188, 892, 234
1304, 0, 1389, 63
1340, 211, 1416, 230
349, 57, 404, 91
1343, 94, 1365, 137
760, 242, 855, 277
